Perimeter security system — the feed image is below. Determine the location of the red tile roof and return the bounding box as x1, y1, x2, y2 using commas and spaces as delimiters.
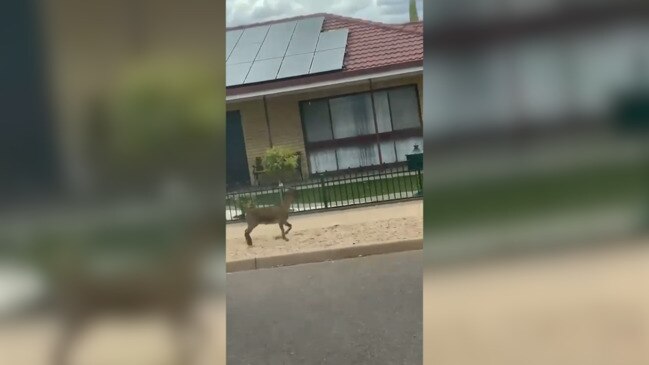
227, 13, 423, 96
388, 21, 424, 34
322, 15, 423, 72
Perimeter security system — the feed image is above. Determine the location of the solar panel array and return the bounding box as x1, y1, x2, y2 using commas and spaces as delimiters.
226, 17, 349, 87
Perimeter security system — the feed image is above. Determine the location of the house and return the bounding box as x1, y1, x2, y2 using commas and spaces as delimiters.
225, 13, 424, 190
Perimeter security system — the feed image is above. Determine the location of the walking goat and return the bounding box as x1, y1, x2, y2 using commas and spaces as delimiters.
243, 189, 297, 246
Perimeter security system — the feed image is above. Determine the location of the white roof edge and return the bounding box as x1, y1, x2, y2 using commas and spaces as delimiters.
226, 66, 423, 102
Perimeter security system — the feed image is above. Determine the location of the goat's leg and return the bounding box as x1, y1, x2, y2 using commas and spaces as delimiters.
279, 223, 289, 241
284, 221, 292, 235
244, 222, 257, 246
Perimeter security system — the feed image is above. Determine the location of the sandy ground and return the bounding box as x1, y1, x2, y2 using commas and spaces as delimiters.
0, 298, 225, 365
424, 239, 649, 365
226, 200, 423, 261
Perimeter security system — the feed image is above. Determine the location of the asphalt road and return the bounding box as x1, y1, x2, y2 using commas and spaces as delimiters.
227, 251, 423, 365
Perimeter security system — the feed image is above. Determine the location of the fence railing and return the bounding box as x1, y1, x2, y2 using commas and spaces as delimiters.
226, 164, 423, 222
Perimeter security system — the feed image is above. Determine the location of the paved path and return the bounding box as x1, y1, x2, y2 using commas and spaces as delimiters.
227, 251, 423, 365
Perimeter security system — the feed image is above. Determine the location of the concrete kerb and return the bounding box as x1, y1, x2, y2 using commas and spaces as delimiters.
226, 238, 423, 273
226, 258, 257, 272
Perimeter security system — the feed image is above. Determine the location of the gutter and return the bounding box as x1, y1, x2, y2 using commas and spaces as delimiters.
226, 65, 423, 102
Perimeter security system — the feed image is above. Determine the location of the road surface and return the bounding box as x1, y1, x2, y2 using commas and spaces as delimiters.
227, 251, 422, 365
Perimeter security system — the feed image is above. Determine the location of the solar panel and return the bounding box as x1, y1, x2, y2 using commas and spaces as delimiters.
238, 25, 270, 44
225, 16, 348, 87
277, 53, 314, 79
285, 17, 324, 56
244, 58, 282, 84
256, 21, 297, 60
316, 29, 349, 52
298, 16, 325, 33
226, 29, 243, 61
310, 48, 346, 74
226, 62, 253, 87
227, 42, 262, 64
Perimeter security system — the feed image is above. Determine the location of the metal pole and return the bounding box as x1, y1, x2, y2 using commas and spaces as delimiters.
320, 176, 328, 209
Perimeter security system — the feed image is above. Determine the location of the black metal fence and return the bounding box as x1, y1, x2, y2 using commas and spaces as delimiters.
226, 164, 423, 222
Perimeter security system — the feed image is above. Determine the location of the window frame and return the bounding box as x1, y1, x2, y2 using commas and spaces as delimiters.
299, 84, 423, 175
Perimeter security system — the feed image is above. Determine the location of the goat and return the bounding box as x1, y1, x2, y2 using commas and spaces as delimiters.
244, 189, 297, 246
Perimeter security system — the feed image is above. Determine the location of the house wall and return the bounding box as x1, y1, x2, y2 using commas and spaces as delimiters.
227, 73, 423, 184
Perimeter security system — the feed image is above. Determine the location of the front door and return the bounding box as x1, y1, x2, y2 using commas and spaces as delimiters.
226, 111, 251, 190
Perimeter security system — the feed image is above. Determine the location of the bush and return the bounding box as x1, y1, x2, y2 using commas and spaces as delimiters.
262, 147, 298, 176
237, 196, 256, 211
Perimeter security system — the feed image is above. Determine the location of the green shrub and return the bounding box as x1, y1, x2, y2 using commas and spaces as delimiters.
237, 196, 256, 211
262, 147, 298, 176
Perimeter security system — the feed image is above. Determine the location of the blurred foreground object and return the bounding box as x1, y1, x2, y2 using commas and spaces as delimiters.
424, 1, 649, 364
0, 0, 225, 364
44, 60, 221, 364
425, 238, 649, 365
87, 58, 222, 197
424, 0, 649, 260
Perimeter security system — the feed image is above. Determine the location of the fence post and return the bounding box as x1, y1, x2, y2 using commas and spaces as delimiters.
320, 176, 328, 209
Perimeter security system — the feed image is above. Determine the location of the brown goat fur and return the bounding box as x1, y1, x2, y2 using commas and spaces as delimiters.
244, 189, 297, 245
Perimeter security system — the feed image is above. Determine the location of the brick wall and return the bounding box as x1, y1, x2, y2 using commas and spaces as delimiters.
227, 73, 423, 184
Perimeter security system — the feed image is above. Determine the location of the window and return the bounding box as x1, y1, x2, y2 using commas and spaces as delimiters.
309, 149, 337, 173
336, 143, 380, 169
373, 91, 393, 133
388, 87, 421, 130
302, 100, 332, 142
300, 85, 422, 174
329, 93, 376, 138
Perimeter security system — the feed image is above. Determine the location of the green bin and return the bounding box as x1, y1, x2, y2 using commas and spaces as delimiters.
406, 152, 423, 171
405, 145, 423, 197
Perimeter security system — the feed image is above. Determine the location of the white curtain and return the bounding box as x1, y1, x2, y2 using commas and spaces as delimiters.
389, 87, 421, 130
380, 140, 397, 164
336, 144, 380, 170
395, 137, 423, 162
329, 94, 376, 139
309, 148, 337, 173
302, 100, 333, 142
373, 91, 393, 133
